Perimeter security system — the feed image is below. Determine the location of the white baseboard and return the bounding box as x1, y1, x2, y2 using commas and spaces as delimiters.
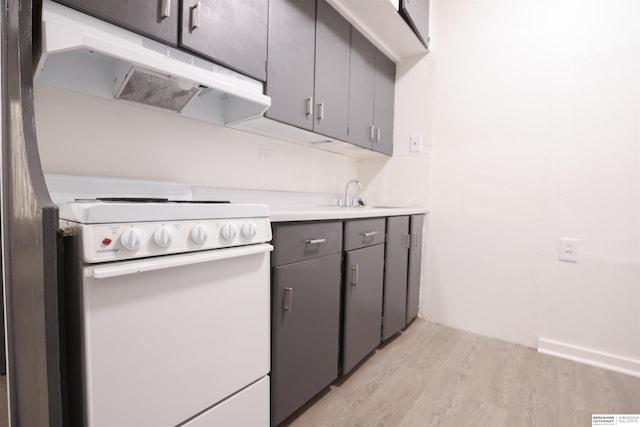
538, 337, 640, 378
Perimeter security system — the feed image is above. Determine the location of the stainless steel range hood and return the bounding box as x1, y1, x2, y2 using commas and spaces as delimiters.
35, 0, 271, 125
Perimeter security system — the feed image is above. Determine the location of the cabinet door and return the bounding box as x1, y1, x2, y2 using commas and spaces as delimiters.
406, 214, 425, 324
373, 50, 396, 155
382, 216, 409, 340
55, 0, 179, 45
347, 28, 376, 150
401, 0, 430, 47
181, 0, 268, 81
271, 254, 341, 426
343, 244, 384, 374
266, 0, 317, 130
314, 0, 351, 141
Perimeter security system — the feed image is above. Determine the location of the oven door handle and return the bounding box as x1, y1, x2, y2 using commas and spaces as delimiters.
88, 243, 273, 279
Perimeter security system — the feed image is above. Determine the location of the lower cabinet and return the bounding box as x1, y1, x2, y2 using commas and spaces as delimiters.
342, 218, 386, 374
406, 214, 425, 324
382, 216, 410, 340
270, 222, 342, 426
270, 215, 424, 424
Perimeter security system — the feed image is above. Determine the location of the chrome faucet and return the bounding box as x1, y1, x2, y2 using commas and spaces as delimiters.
344, 179, 362, 207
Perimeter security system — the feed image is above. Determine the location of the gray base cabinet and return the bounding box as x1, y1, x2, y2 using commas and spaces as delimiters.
406, 214, 425, 323
382, 216, 410, 340
270, 222, 343, 426
53, 0, 179, 45
342, 218, 386, 374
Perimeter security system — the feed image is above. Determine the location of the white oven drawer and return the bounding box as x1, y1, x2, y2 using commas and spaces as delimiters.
182, 376, 269, 427
76, 244, 272, 427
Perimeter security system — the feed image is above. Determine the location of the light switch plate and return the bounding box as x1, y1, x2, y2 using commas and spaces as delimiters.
559, 238, 579, 262
410, 134, 422, 153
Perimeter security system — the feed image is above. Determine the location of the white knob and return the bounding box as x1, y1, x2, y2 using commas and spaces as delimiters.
190, 224, 209, 245
241, 221, 258, 239
220, 222, 238, 241
153, 225, 175, 248
120, 228, 146, 251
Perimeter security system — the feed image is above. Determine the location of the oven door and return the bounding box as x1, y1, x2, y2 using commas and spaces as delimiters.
74, 243, 272, 427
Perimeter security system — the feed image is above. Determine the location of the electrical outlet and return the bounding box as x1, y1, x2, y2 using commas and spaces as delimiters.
410, 135, 422, 153
259, 148, 273, 160
559, 238, 579, 262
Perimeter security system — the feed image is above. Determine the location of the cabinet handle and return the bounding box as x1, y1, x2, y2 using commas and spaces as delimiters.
191, 1, 202, 30
317, 102, 325, 120
369, 125, 375, 141
375, 127, 381, 142
305, 97, 314, 117
411, 233, 418, 247
362, 230, 379, 238
161, 0, 171, 19
305, 238, 326, 245
283, 287, 293, 312
351, 264, 359, 288
402, 234, 411, 249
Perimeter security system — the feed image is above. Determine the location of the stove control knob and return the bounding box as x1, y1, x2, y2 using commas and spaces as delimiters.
153, 225, 175, 248
220, 222, 238, 241
120, 228, 146, 251
190, 224, 209, 245
241, 221, 258, 239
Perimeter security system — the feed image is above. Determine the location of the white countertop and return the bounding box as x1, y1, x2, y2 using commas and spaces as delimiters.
269, 205, 428, 222
190, 185, 428, 222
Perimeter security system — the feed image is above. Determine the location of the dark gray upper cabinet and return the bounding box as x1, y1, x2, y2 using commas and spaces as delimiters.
406, 214, 425, 324
313, 0, 351, 141
347, 29, 376, 150
266, 0, 350, 140
373, 50, 396, 155
180, 0, 268, 81
348, 29, 396, 154
265, 0, 317, 130
53, 0, 180, 45
400, 0, 430, 48
382, 216, 410, 341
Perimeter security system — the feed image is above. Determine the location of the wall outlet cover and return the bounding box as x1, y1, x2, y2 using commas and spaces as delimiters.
559, 238, 579, 263
410, 134, 423, 153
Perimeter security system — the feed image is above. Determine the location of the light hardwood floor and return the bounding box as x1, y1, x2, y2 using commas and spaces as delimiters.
284, 319, 640, 427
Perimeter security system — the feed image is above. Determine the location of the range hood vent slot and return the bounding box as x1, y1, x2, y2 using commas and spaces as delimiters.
36, 0, 270, 125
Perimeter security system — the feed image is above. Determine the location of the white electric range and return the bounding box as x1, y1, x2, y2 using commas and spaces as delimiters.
48, 174, 272, 427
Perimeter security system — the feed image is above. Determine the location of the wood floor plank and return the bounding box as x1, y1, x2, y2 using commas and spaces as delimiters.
284, 320, 640, 427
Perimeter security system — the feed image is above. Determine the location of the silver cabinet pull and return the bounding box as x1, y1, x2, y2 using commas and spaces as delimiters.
306, 97, 313, 117
317, 102, 325, 120
161, 0, 171, 19
375, 127, 381, 142
284, 287, 293, 312
402, 234, 411, 249
369, 125, 375, 141
351, 264, 359, 288
305, 238, 326, 245
191, 1, 202, 30
411, 233, 418, 247
362, 230, 379, 238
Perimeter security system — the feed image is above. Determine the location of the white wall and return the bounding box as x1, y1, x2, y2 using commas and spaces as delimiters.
424, 0, 640, 375
34, 84, 359, 194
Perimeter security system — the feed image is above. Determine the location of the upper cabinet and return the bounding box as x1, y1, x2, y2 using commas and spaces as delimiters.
266, 0, 394, 154
53, 0, 268, 81
266, 0, 351, 142
347, 30, 395, 155
265, 0, 317, 131
327, 0, 429, 62
180, 0, 268, 81
400, 0, 430, 48
52, 0, 180, 46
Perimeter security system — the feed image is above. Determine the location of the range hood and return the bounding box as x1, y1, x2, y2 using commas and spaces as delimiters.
35, 1, 271, 125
